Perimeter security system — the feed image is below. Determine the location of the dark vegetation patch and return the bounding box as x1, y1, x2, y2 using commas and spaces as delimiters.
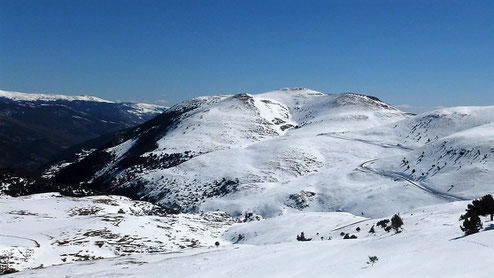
0, 169, 97, 197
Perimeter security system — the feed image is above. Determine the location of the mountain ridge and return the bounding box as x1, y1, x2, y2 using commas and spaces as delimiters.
0, 90, 166, 170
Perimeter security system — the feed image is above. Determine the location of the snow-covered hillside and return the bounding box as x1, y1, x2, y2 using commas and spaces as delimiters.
0, 193, 235, 273
50, 88, 494, 219
361, 107, 494, 200
3, 88, 494, 277
5, 200, 494, 278
0, 89, 166, 170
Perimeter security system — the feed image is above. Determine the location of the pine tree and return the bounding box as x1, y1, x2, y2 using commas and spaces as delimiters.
390, 214, 403, 233
468, 194, 494, 221
296, 232, 312, 241
367, 256, 379, 266
460, 212, 482, 235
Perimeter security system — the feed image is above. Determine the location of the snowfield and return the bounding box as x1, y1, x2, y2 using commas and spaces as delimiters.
4, 198, 494, 278
0, 193, 236, 273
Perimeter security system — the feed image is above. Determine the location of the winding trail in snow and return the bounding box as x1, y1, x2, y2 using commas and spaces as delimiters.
0, 234, 40, 248
358, 160, 468, 201
321, 133, 469, 201
320, 133, 414, 151
331, 219, 369, 232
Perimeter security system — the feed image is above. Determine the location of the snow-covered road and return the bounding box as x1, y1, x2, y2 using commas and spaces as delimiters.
358, 160, 468, 201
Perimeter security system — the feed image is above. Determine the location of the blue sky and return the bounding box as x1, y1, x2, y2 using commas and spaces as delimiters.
1, 0, 493, 112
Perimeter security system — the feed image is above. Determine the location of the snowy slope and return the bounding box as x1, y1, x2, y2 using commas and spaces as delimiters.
6, 201, 494, 278
0, 193, 236, 273
372, 121, 494, 199
50, 88, 494, 220
51, 88, 423, 218
345, 106, 494, 201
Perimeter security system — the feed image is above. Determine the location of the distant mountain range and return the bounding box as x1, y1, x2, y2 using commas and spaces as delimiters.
0, 90, 166, 170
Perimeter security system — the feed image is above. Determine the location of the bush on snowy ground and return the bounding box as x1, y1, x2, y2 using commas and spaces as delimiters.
460, 212, 483, 235
367, 256, 379, 266
296, 232, 312, 241
343, 233, 357, 239
391, 214, 404, 233
459, 194, 494, 235
467, 194, 494, 221
376, 219, 390, 229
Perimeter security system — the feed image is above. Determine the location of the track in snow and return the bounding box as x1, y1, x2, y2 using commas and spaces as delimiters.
331, 219, 369, 232
0, 234, 40, 248
321, 133, 469, 201
358, 160, 469, 201
319, 133, 414, 151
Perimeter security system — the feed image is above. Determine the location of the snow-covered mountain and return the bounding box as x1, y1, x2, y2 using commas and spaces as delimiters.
48, 87, 455, 218
3, 88, 494, 277
0, 90, 166, 170
49, 88, 494, 218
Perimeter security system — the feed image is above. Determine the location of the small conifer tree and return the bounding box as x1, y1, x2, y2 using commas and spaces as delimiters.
367, 256, 378, 266
460, 212, 483, 235
390, 214, 403, 233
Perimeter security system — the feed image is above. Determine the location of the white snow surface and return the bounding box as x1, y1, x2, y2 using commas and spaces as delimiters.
125, 103, 167, 117
0, 193, 236, 272
5, 199, 494, 278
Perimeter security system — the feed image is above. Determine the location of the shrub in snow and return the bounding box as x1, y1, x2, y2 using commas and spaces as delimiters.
467, 194, 494, 221
376, 219, 390, 229
459, 194, 494, 235
460, 212, 482, 235
367, 256, 379, 266
343, 233, 357, 239
391, 214, 403, 233
296, 232, 311, 241
242, 212, 264, 222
